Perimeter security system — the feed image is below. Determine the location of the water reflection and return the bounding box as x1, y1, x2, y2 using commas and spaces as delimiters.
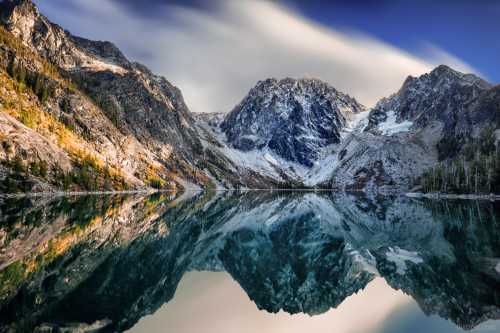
0, 191, 499, 332
131, 272, 497, 333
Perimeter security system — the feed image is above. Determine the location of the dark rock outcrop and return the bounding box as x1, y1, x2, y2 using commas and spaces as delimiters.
221, 78, 365, 167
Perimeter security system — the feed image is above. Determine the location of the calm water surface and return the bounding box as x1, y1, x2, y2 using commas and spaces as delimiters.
0, 191, 499, 332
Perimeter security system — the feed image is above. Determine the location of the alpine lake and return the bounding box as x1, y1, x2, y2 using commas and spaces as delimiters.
0, 190, 499, 333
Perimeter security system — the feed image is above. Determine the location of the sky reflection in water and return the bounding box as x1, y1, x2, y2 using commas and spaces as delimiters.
131, 272, 499, 333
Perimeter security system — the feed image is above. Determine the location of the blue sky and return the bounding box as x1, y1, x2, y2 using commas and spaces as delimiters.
36, 0, 498, 112
283, 0, 500, 82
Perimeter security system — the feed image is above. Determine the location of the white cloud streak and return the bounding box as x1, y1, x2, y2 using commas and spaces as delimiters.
37, 0, 480, 112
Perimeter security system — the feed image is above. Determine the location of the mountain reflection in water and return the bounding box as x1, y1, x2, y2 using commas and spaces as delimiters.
0, 191, 499, 332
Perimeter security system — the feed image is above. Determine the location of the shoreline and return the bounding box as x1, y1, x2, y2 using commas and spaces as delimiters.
2, 188, 500, 200
0, 189, 176, 199
406, 192, 500, 201
0, 188, 340, 198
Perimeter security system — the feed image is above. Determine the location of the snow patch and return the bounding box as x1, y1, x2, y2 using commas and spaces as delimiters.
82, 59, 128, 74
347, 245, 380, 276
378, 111, 413, 135
264, 153, 279, 165
386, 247, 423, 275
221, 147, 280, 179
67, 49, 128, 75
304, 152, 339, 186
343, 111, 370, 136
496, 262, 500, 275
241, 134, 260, 141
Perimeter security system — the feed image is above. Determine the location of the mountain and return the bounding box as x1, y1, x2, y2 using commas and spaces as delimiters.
0, 0, 288, 192
368, 65, 490, 128
206, 67, 499, 192
319, 65, 500, 192
366, 65, 493, 157
194, 78, 367, 187
1, 0, 500, 194
221, 78, 365, 167
0, 0, 208, 192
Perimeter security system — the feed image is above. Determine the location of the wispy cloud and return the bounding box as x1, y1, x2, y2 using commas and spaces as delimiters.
36, 0, 481, 112
418, 41, 487, 80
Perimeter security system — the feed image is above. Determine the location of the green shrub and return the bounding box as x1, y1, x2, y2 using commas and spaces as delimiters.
12, 155, 24, 174
6, 61, 55, 104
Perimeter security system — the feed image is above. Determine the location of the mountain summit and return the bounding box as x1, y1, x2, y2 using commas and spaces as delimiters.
367, 64, 491, 133
221, 78, 365, 167
0, 0, 267, 191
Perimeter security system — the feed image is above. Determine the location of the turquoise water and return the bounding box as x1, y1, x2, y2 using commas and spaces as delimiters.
0, 191, 499, 332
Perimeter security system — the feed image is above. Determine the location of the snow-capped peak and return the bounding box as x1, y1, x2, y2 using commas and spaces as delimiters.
220, 77, 365, 167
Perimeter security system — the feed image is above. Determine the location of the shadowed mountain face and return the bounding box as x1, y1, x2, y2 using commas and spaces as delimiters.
0, 192, 499, 332
220, 78, 365, 167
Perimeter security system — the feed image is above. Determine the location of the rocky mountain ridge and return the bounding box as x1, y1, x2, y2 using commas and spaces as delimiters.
1, 0, 500, 193
351, 65, 500, 193
200, 64, 500, 192
221, 77, 365, 167
366, 65, 494, 152
0, 0, 203, 192
0, 0, 288, 192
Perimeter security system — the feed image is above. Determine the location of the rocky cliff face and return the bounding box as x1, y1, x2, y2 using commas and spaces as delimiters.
0, 0, 211, 191
321, 65, 500, 191
0, 0, 283, 191
205, 66, 499, 192
323, 130, 437, 192
367, 65, 491, 131
365, 65, 495, 159
221, 78, 365, 167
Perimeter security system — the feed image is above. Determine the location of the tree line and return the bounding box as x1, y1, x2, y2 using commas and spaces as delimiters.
419, 127, 500, 194
7, 60, 55, 103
